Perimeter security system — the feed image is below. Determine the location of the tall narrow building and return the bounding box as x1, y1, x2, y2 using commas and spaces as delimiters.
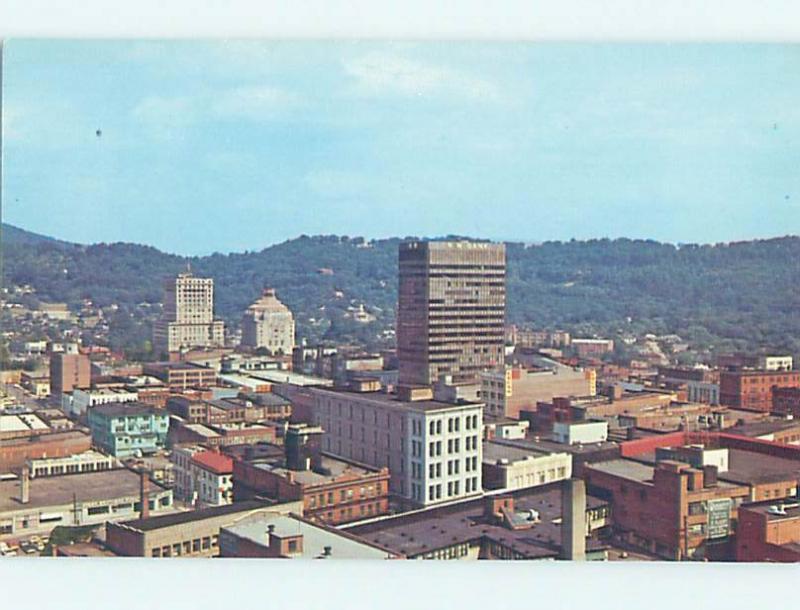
240, 288, 295, 354
397, 240, 506, 387
153, 272, 225, 355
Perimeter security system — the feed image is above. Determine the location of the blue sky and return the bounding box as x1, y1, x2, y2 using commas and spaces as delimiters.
2, 40, 799, 255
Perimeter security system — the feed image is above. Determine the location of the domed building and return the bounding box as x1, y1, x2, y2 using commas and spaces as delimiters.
240, 288, 295, 354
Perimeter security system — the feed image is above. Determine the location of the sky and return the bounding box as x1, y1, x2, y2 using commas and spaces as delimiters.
2, 40, 799, 255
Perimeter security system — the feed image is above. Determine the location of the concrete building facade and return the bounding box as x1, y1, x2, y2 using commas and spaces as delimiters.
397, 240, 506, 387
241, 288, 295, 354
88, 402, 170, 458
310, 388, 484, 507
481, 365, 595, 419
153, 273, 225, 354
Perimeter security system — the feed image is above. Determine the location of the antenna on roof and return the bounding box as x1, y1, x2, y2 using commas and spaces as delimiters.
186, 261, 192, 274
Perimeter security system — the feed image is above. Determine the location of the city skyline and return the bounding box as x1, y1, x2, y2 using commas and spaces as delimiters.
3, 41, 800, 255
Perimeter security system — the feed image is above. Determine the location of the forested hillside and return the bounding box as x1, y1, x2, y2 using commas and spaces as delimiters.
3, 223, 799, 356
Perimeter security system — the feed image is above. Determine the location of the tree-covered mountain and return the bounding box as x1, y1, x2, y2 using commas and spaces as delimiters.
3, 223, 800, 357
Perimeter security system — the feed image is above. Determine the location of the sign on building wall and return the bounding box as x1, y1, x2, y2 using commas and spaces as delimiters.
707, 498, 733, 539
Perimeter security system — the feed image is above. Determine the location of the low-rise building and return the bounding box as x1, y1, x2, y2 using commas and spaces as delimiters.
736, 499, 800, 562
143, 362, 217, 391
345, 481, 610, 560
62, 387, 139, 417
480, 364, 595, 419
232, 425, 391, 525
105, 499, 301, 557
482, 441, 572, 491
27, 450, 119, 478
0, 430, 92, 474
88, 402, 170, 458
171, 447, 233, 507
720, 369, 800, 412
0, 468, 173, 538
553, 420, 609, 445
219, 513, 400, 559
773, 387, 800, 418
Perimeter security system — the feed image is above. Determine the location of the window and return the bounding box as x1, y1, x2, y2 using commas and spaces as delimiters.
152, 548, 161, 558
288, 540, 298, 552
192, 539, 201, 552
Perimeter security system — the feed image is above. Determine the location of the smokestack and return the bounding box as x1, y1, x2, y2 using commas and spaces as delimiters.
139, 470, 150, 520
20, 465, 30, 504
560, 478, 586, 561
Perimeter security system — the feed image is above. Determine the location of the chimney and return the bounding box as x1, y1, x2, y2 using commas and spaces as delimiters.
20, 465, 30, 504
139, 470, 150, 519
322, 545, 332, 558
702, 465, 718, 488
560, 478, 586, 561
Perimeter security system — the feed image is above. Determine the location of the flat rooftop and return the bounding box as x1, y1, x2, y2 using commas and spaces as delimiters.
90, 402, 163, 418
489, 436, 619, 457
346, 483, 608, 559
632, 449, 800, 486
249, 451, 381, 487
119, 500, 275, 532
0, 469, 166, 513
226, 515, 394, 559
250, 370, 333, 387
726, 420, 800, 438
313, 388, 484, 413
482, 441, 551, 464
585, 459, 658, 483
741, 499, 800, 521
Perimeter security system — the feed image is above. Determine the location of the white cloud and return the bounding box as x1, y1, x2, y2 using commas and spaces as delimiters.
342, 52, 501, 102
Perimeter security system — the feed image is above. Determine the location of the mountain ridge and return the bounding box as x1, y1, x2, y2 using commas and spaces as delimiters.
3, 222, 800, 358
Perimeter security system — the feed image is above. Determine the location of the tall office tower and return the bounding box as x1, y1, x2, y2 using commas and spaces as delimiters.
153, 272, 225, 354
240, 288, 296, 354
397, 240, 506, 387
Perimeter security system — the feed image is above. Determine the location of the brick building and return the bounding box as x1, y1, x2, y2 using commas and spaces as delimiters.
0, 430, 92, 473
719, 369, 800, 412
773, 387, 800, 418
143, 362, 217, 391
50, 352, 91, 397
736, 499, 800, 562
232, 425, 390, 525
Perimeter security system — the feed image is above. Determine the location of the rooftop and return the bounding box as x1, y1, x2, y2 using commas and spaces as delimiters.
90, 402, 164, 419
118, 500, 277, 532
740, 498, 800, 521
585, 459, 659, 483
489, 435, 619, 456
482, 440, 551, 464
0, 469, 167, 513
190, 450, 234, 475
632, 448, 800, 486
725, 420, 800, 438
248, 450, 382, 487
313, 388, 484, 413
224, 514, 395, 559
346, 483, 607, 559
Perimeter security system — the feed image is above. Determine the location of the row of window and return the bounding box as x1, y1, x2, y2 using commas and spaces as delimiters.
151, 535, 217, 557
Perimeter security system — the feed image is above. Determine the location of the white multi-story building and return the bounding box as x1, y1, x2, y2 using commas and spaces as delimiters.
62, 387, 139, 417
171, 446, 233, 507
153, 273, 225, 354
482, 441, 572, 492
553, 420, 608, 445
240, 288, 295, 354
309, 388, 484, 507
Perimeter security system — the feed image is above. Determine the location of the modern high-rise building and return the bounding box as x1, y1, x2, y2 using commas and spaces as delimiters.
240, 288, 295, 354
397, 240, 506, 387
153, 272, 225, 354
